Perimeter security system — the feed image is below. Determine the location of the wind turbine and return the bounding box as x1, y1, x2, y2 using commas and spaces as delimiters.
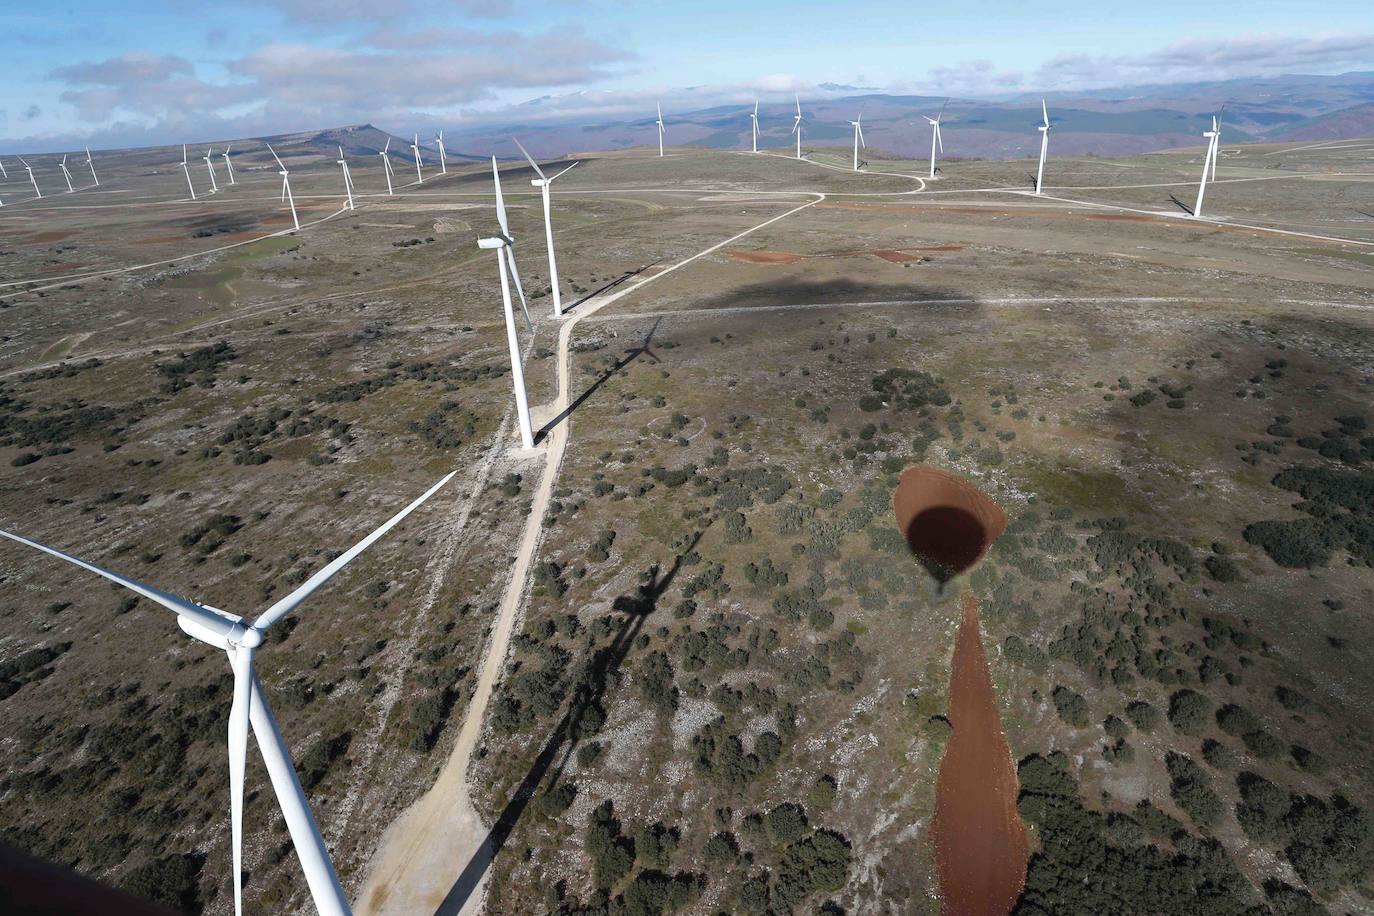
410, 133, 423, 183
0, 473, 455, 916
1210, 105, 1225, 182
792, 95, 804, 160
436, 130, 448, 174
514, 136, 578, 319
20, 158, 41, 198
480, 157, 536, 450
268, 143, 299, 231
0, 157, 7, 179
203, 147, 220, 194
378, 139, 396, 195
655, 103, 666, 158
59, 155, 75, 193
337, 146, 355, 211
180, 145, 196, 200
749, 100, 760, 153
222, 144, 236, 185
1034, 100, 1051, 196
848, 112, 866, 172
85, 146, 98, 186
925, 101, 946, 181
1193, 115, 1220, 218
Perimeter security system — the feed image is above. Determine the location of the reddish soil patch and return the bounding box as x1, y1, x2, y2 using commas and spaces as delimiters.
24, 230, 77, 244
725, 250, 804, 264
892, 467, 1026, 915
933, 591, 1029, 916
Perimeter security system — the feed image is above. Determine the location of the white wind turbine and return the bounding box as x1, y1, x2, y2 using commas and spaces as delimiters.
378, 139, 396, 195
848, 112, 866, 172
749, 100, 761, 153
268, 143, 300, 231
925, 101, 946, 181
85, 146, 98, 187
436, 130, 448, 174
792, 95, 804, 160
0, 157, 7, 179
0, 473, 455, 916
20, 158, 41, 197
410, 133, 423, 183
514, 136, 578, 319
655, 103, 666, 157
222, 144, 236, 185
203, 147, 220, 194
59, 155, 74, 193
337, 146, 355, 211
180, 145, 196, 200
479, 157, 536, 450
1193, 115, 1220, 218
1035, 100, 1051, 196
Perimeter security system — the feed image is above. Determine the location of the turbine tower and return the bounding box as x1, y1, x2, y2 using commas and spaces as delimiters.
1193, 115, 1220, 218
1034, 100, 1051, 196
337, 146, 355, 211
379, 139, 396, 196
59, 155, 75, 193
85, 146, 98, 186
792, 95, 804, 160
925, 101, 946, 181
21, 158, 42, 197
0, 158, 7, 179
0, 473, 455, 916
848, 113, 866, 172
514, 136, 578, 319
268, 143, 300, 231
436, 130, 448, 174
410, 133, 423, 183
204, 147, 219, 194
480, 157, 536, 450
749, 100, 760, 153
180, 145, 196, 200
222, 145, 236, 185
655, 103, 666, 158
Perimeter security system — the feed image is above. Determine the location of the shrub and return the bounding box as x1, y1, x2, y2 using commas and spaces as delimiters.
1166, 752, 1223, 828
1052, 685, 1090, 727
120, 852, 205, 913
1167, 689, 1212, 735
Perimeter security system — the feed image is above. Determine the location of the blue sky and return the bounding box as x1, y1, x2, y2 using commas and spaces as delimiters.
3, 1, 1372, 151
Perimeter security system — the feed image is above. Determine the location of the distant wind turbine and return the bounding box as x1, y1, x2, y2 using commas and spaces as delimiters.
203, 147, 219, 194
0, 157, 7, 179
59, 155, 74, 193
21, 158, 41, 198
848, 112, 866, 172
85, 147, 98, 186
180, 145, 196, 200
410, 133, 423, 183
222, 145, 236, 185
480, 156, 536, 449
1193, 115, 1220, 218
268, 143, 299, 231
656, 103, 666, 157
749, 100, 760, 153
514, 136, 578, 319
0, 472, 455, 916
379, 139, 396, 196
792, 95, 804, 160
436, 130, 448, 174
1034, 100, 1050, 196
925, 100, 947, 180
337, 146, 355, 211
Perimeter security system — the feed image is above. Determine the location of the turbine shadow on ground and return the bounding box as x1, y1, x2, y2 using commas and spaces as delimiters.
536, 316, 662, 445
1168, 194, 1195, 216
432, 532, 702, 916
565, 262, 658, 313
691, 277, 972, 312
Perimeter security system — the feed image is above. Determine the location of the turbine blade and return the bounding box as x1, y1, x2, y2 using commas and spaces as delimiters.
267, 143, 285, 170
936, 124, 943, 153
383, 138, 391, 154
1042, 99, 1049, 125
251, 472, 457, 633
512, 136, 545, 179
506, 245, 532, 331
549, 162, 579, 182
228, 646, 252, 916
491, 157, 511, 236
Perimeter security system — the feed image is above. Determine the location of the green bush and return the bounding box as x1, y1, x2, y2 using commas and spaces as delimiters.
1167, 689, 1212, 735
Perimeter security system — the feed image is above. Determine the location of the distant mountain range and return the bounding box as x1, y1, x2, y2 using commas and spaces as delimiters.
434, 70, 1374, 161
